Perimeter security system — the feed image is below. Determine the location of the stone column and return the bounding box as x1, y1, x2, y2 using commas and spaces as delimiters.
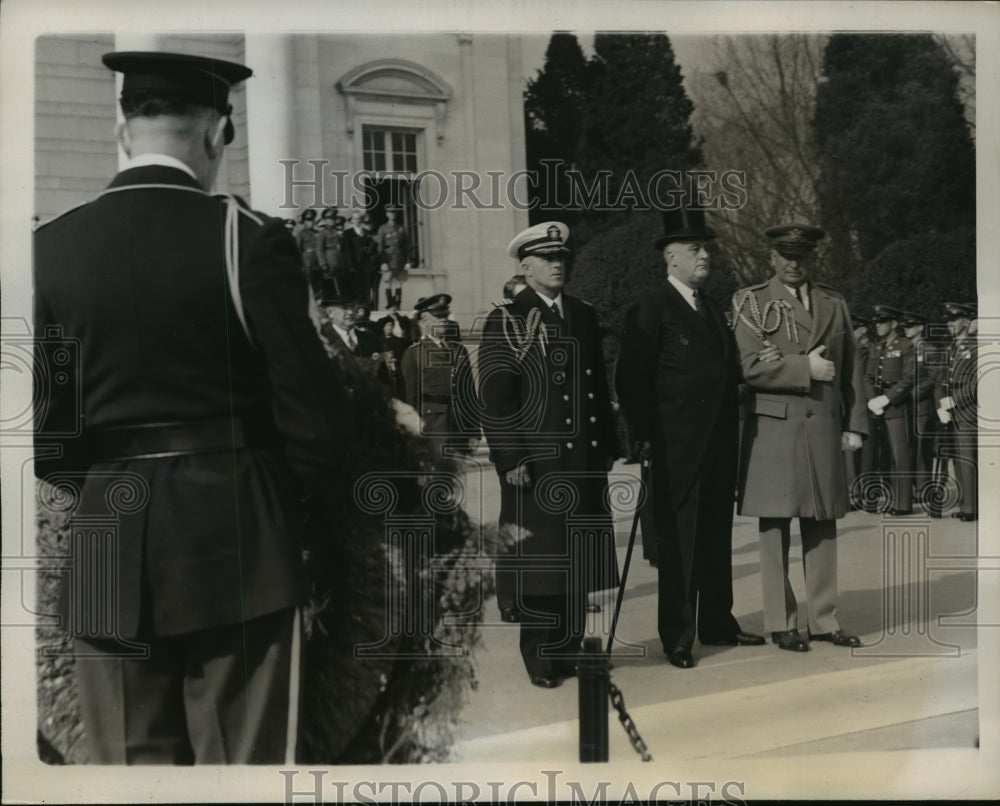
244, 35, 297, 217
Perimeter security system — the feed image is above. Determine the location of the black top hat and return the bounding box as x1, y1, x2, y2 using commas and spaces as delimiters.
654, 208, 716, 251
414, 293, 452, 317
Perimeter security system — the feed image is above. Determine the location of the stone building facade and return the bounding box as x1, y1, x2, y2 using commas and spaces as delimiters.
34, 32, 530, 324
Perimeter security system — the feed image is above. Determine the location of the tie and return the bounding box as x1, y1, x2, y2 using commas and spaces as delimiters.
551, 301, 563, 321
693, 290, 706, 317
347, 330, 358, 351
795, 285, 808, 311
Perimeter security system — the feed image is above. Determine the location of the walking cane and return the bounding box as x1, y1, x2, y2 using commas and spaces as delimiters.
606, 455, 650, 655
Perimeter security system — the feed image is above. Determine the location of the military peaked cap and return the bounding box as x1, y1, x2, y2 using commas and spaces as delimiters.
508, 222, 571, 260
765, 223, 825, 258
871, 305, 904, 323
414, 293, 452, 317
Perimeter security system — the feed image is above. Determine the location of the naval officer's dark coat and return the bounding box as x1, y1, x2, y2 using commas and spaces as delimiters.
34, 163, 345, 641
479, 286, 620, 598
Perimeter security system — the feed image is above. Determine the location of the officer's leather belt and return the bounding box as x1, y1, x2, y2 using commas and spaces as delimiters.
87, 419, 272, 462
422, 394, 451, 404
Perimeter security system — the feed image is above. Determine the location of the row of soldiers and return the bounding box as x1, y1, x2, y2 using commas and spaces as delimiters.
848, 302, 978, 521
287, 205, 411, 310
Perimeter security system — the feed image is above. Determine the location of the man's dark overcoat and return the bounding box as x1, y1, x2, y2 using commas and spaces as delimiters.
479, 286, 620, 597
33, 164, 344, 641
617, 279, 743, 645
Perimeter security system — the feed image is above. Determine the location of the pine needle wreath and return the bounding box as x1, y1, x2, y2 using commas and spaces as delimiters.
35, 337, 494, 765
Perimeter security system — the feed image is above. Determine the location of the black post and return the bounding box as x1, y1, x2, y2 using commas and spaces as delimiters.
578, 636, 609, 763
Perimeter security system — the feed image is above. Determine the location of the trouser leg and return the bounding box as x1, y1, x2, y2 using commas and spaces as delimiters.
954, 437, 978, 516
799, 518, 840, 634
184, 607, 299, 764
519, 592, 583, 678
73, 635, 193, 764
886, 416, 913, 511
657, 493, 697, 651
758, 517, 797, 632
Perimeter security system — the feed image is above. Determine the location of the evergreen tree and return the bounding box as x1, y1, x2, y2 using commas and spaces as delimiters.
813, 33, 975, 302
576, 33, 703, 221
523, 33, 589, 224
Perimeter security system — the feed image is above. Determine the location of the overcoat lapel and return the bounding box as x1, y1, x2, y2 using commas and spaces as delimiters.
808, 285, 836, 350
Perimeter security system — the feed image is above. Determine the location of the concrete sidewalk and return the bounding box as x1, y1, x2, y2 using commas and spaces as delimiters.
454, 457, 981, 766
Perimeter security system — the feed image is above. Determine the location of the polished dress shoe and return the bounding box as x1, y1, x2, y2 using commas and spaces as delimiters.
529, 674, 563, 688
952, 512, 978, 522
701, 630, 766, 646
648, 557, 659, 568
586, 602, 601, 613
771, 630, 810, 652
500, 607, 521, 623
889, 508, 913, 516
666, 645, 695, 668
809, 630, 861, 647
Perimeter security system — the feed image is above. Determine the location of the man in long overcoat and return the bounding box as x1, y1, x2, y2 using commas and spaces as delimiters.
732, 223, 867, 652
479, 222, 620, 688
33, 51, 345, 763
618, 208, 766, 669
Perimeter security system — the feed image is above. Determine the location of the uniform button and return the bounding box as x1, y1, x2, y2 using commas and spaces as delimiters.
585, 368, 592, 375
565, 418, 572, 425
806, 410, 814, 418
563, 395, 570, 402
591, 440, 598, 447
588, 393, 594, 399
589, 416, 596, 423
566, 441, 574, 449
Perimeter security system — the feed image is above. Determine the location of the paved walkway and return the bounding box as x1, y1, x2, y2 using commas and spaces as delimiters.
452, 457, 992, 798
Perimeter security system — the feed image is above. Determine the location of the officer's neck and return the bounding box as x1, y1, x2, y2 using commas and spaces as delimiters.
121, 121, 219, 190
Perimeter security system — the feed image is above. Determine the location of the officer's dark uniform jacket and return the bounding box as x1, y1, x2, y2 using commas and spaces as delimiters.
400, 336, 476, 443
479, 286, 619, 595
939, 329, 978, 434
34, 163, 345, 640
865, 331, 916, 421
911, 335, 940, 421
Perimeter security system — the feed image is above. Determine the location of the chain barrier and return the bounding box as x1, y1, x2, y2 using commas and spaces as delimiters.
609, 680, 652, 761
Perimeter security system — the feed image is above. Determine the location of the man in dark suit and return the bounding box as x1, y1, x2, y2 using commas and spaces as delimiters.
341, 209, 376, 307
321, 293, 382, 358
400, 293, 477, 456
732, 223, 867, 652
479, 222, 620, 688
33, 51, 345, 764
901, 311, 941, 501
617, 209, 766, 669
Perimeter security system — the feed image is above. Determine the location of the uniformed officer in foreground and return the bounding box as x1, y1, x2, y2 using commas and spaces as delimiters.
937, 302, 978, 521
865, 305, 916, 514
479, 222, 620, 688
845, 313, 874, 506
33, 51, 345, 764
400, 293, 477, 456
732, 223, 867, 652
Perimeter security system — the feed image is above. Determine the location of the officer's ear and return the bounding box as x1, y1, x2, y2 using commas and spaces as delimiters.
115, 121, 132, 159
204, 114, 228, 159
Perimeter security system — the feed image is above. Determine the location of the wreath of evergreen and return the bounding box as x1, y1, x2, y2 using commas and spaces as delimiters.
35, 333, 498, 765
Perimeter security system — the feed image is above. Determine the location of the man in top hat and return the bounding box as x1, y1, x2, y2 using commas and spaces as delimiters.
865, 305, 916, 515
937, 302, 978, 521
731, 223, 867, 652
479, 221, 620, 687
376, 206, 410, 310
900, 311, 941, 498
321, 291, 381, 359
296, 208, 322, 294
33, 50, 346, 764
400, 293, 477, 456
617, 208, 767, 669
